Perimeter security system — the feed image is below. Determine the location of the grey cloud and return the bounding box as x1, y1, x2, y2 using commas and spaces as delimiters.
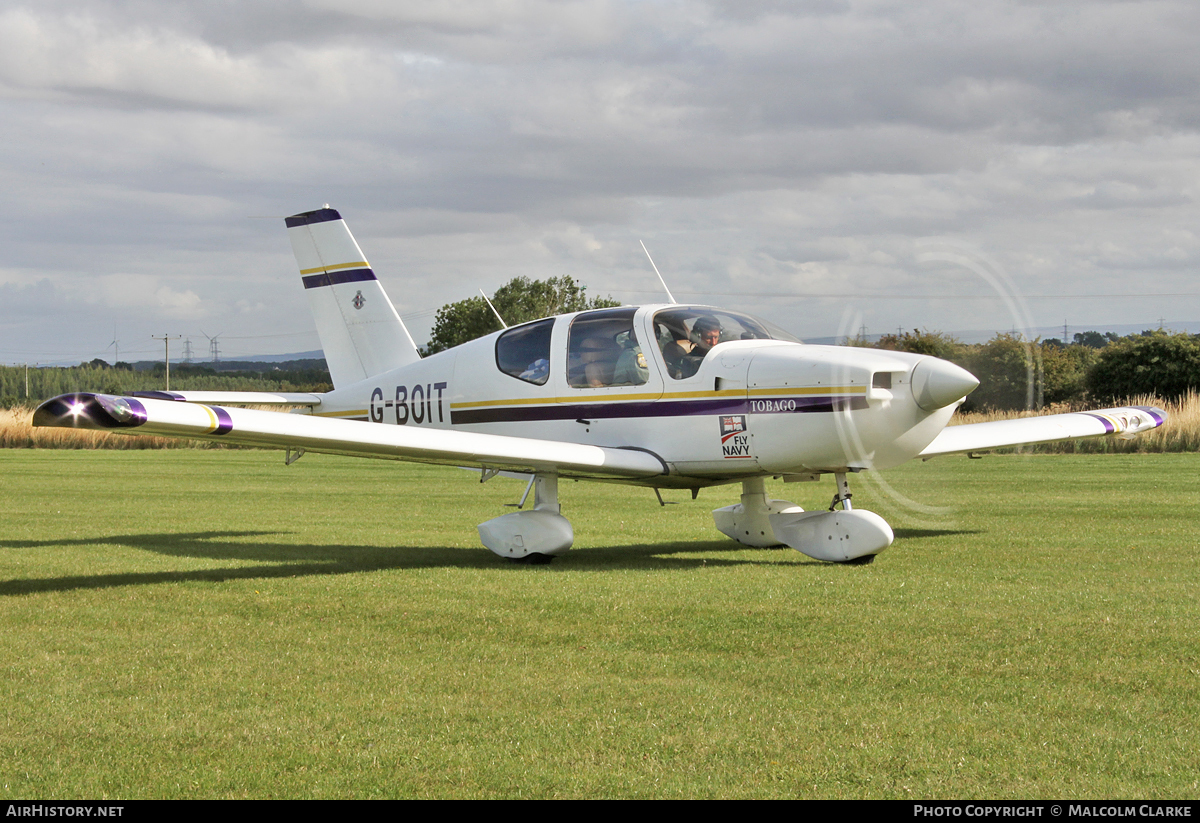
2, 0, 1200, 361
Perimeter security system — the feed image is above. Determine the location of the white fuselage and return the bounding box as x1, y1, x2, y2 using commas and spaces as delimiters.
307, 305, 967, 488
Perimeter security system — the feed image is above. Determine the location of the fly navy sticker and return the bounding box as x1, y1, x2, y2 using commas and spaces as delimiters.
720, 414, 752, 459
352, 290, 365, 310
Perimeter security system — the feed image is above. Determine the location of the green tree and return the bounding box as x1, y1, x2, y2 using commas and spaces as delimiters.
865, 329, 1096, 410
424, 276, 619, 354
1040, 343, 1096, 406
870, 329, 968, 362
1072, 330, 1119, 349
1086, 331, 1200, 401
961, 334, 1042, 412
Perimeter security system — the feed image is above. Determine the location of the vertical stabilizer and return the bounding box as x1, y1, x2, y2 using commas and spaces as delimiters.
285, 207, 420, 387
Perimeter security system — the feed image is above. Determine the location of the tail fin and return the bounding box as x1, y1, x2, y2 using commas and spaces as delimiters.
285, 207, 420, 387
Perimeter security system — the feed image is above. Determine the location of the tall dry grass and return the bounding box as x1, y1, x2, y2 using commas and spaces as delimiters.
0, 406, 227, 450
949, 391, 1200, 453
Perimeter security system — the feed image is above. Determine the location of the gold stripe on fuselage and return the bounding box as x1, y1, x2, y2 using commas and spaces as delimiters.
314, 409, 369, 418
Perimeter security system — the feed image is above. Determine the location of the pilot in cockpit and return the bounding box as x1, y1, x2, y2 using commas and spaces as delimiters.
662, 315, 722, 379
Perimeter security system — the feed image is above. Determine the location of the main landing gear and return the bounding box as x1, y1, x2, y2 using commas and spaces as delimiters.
712, 474, 893, 563
477, 472, 892, 565
477, 474, 573, 563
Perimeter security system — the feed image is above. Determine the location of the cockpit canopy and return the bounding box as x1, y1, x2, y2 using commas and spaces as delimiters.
652, 307, 801, 380
494, 305, 800, 387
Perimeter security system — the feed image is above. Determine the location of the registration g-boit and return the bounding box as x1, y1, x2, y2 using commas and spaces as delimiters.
35, 208, 1166, 564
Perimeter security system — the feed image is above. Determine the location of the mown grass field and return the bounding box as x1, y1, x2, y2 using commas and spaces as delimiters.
0, 449, 1196, 799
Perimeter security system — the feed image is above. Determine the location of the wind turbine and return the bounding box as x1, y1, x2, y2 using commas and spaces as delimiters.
201, 330, 222, 363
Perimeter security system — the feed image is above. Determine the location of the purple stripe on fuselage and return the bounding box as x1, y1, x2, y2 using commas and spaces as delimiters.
285, 208, 343, 228
1081, 412, 1116, 433
301, 268, 377, 289
211, 406, 233, 435
1131, 406, 1166, 427
449, 395, 866, 425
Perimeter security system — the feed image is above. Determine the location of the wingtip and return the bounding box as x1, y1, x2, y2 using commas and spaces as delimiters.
33, 393, 148, 430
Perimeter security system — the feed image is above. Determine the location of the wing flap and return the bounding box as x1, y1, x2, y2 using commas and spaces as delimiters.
33, 393, 666, 480
919, 405, 1166, 457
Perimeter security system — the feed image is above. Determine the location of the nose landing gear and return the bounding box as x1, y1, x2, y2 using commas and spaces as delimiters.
713, 473, 893, 563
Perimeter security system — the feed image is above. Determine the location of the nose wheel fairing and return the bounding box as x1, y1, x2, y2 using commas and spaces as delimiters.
767, 508, 893, 563
712, 477, 801, 547
712, 474, 893, 563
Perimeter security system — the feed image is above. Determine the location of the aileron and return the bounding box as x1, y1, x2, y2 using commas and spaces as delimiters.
919, 406, 1165, 457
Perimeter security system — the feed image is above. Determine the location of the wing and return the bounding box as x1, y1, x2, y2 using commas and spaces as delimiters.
919, 405, 1166, 457
132, 390, 323, 408
33, 393, 666, 480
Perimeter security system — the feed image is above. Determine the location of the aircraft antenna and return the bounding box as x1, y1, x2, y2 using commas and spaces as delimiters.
640, 240, 677, 304
479, 289, 508, 328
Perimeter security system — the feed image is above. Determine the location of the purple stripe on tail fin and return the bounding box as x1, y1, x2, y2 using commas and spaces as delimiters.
285, 208, 342, 228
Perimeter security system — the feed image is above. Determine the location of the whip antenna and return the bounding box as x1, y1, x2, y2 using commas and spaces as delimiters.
480, 289, 508, 328
640, 240, 677, 304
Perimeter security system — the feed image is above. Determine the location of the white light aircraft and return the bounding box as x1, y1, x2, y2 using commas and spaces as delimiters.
34, 208, 1166, 564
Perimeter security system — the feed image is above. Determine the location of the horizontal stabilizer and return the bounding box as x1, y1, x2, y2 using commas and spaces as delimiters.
33, 393, 667, 481
919, 405, 1166, 457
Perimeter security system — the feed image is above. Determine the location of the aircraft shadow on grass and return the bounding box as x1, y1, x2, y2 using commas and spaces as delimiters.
892, 528, 983, 540
0, 526, 982, 596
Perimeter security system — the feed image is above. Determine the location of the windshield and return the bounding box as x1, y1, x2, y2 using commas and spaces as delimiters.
652, 307, 800, 380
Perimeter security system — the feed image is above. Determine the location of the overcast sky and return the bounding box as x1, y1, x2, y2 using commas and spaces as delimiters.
2, 0, 1199, 364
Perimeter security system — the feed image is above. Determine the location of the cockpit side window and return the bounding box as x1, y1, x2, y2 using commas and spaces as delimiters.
567, 308, 647, 388
653, 308, 800, 380
495, 318, 554, 385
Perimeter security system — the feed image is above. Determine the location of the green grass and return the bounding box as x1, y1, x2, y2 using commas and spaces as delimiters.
0, 450, 1197, 798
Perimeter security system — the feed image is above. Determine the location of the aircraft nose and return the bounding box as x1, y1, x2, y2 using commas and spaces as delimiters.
910, 358, 980, 411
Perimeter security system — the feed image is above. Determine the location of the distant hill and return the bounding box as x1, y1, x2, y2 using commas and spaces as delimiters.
219, 350, 326, 364
806, 321, 1200, 346
127, 357, 329, 376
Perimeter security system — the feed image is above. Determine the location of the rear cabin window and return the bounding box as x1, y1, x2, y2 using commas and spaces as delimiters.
567, 308, 648, 388
495, 318, 553, 385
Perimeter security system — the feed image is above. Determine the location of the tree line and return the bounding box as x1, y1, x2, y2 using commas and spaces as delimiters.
427, 276, 1197, 410
11, 270, 1194, 412
863, 328, 1200, 411
0, 362, 332, 408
